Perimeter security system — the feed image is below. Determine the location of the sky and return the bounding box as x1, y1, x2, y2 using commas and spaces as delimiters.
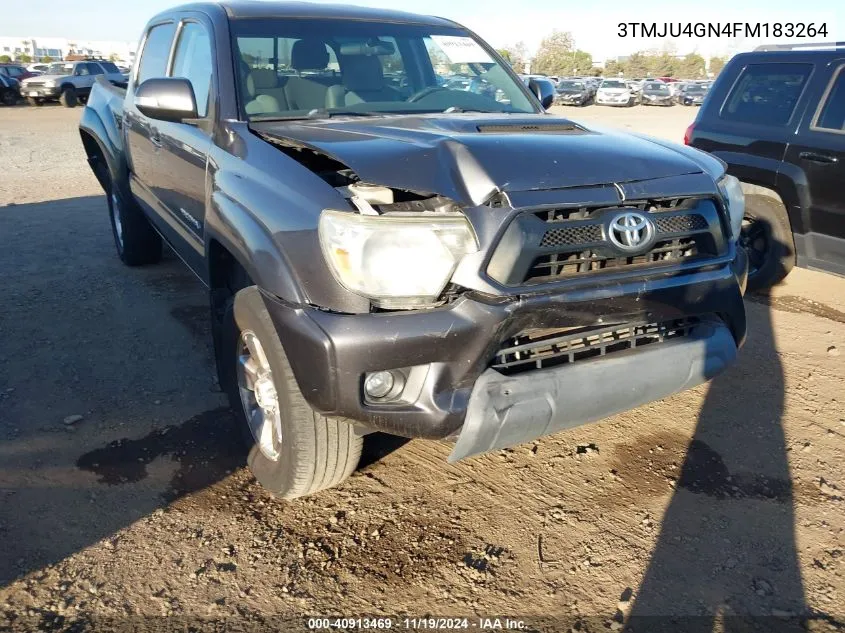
1, 0, 842, 61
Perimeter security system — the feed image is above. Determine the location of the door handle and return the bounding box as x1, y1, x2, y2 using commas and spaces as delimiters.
150, 131, 162, 148
799, 151, 838, 164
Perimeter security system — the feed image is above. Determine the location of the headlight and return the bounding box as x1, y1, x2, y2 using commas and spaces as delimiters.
45, 80, 56, 87
319, 210, 478, 309
718, 174, 745, 239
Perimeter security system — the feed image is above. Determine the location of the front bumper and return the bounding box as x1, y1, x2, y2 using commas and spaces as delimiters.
23, 86, 59, 98
263, 249, 748, 457
643, 96, 673, 105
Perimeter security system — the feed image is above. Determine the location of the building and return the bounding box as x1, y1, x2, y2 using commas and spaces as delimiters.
0, 36, 137, 63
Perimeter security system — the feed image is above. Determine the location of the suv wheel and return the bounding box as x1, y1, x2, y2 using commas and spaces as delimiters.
220, 286, 362, 499
106, 173, 162, 266
740, 194, 795, 291
26, 97, 42, 107
2, 91, 17, 106
59, 86, 78, 108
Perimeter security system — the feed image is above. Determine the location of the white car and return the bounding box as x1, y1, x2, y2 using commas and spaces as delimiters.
21, 60, 127, 107
595, 79, 636, 107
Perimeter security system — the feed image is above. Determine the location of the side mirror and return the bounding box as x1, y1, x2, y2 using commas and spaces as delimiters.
134, 77, 198, 123
528, 77, 555, 110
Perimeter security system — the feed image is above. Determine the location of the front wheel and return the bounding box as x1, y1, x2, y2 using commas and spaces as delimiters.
59, 87, 77, 108
221, 286, 362, 499
26, 97, 43, 107
2, 91, 17, 106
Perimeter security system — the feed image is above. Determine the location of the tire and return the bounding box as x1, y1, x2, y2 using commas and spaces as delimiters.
59, 86, 77, 108
105, 172, 162, 266
220, 286, 362, 499
2, 91, 17, 106
26, 97, 43, 107
741, 192, 795, 292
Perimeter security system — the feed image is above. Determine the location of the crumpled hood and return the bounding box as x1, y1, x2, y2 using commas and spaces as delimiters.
252, 113, 705, 206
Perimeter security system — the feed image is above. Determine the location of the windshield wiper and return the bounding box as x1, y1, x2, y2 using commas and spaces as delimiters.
442, 106, 500, 114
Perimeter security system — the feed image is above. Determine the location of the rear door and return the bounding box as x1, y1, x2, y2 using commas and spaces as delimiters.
154, 16, 215, 273
692, 58, 816, 193
783, 60, 845, 276
80, 62, 105, 94
125, 20, 178, 223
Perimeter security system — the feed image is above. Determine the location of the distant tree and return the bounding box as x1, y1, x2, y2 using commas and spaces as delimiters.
646, 52, 677, 77
623, 52, 650, 78
497, 42, 527, 73
532, 30, 576, 76
676, 52, 706, 78
709, 56, 727, 77
42, 55, 53, 63
604, 60, 621, 77
17, 53, 32, 63
108, 53, 119, 62
0, 55, 11, 63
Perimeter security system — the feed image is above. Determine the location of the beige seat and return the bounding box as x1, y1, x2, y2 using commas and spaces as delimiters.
284, 39, 335, 111
244, 71, 281, 115
327, 55, 400, 107
249, 69, 289, 110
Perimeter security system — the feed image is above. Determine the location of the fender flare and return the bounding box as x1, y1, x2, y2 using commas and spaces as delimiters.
205, 189, 304, 304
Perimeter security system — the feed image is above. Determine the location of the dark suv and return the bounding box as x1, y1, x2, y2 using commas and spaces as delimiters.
686, 43, 845, 290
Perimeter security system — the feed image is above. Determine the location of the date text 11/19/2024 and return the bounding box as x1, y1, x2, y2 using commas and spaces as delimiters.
307, 617, 527, 630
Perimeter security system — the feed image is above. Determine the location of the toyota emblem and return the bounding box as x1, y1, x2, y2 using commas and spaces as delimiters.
607, 211, 655, 253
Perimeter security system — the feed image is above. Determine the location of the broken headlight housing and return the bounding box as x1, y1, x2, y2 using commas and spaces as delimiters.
319, 210, 478, 309
717, 174, 745, 240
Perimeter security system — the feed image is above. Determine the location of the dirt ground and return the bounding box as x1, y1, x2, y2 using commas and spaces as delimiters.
0, 103, 843, 632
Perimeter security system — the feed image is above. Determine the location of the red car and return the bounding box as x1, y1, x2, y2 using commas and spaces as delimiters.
0, 63, 39, 82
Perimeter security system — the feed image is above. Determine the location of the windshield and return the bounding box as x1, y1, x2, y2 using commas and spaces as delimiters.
686, 85, 706, 93
231, 18, 536, 120
558, 81, 584, 90
47, 63, 73, 75
600, 80, 626, 89
643, 82, 669, 93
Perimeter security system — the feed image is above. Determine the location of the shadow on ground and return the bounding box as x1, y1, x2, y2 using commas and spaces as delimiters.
626, 294, 813, 631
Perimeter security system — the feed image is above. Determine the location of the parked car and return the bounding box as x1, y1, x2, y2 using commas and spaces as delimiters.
554, 79, 591, 106
640, 80, 674, 106
0, 73, 21, 106
596, 78, 636, 106
80, 0, 747, 499
21, 60, 128, 107
0, 63, 38, 82
687, 42, 845, 289
26, 63, 50, 74
680, 82, 708, 106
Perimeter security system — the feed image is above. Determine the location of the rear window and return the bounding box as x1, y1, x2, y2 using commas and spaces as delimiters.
100, 61, 121, 73
720, 62, 812, 126
813, 65, 845, 132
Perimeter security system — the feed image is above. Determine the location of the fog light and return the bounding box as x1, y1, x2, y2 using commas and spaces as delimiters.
364, 371, 395, 399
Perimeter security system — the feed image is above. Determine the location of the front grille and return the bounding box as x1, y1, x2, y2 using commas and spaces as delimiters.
540, 224, 603, 247
492, 317, 700, 375
529, 237, 699, 278
24, 82, 44, 88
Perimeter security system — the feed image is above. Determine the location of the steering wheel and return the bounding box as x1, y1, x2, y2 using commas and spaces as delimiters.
407, 85, 450, 103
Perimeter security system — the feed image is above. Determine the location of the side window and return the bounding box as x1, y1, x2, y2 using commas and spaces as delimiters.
170, 21, 213, 118
813, 66, 845, 132
87, 63, 105, 75
7, 66, 23, 77
100, 61, 121, 73
75, 64, 90, 76
136, 22, 177, 85
720, 63, 812, 126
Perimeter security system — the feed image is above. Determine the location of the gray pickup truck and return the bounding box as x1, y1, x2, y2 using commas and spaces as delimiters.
80, 1, 748, 499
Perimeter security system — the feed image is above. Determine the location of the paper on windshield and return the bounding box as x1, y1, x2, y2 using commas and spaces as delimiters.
430, 36, 492, 64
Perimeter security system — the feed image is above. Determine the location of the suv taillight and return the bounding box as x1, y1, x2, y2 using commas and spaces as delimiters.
683, 123, 694, 146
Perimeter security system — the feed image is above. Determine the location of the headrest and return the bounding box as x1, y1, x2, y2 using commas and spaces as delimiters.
291, 39, 330, 71
341, 55, 385, 92
250, 68, 278, 90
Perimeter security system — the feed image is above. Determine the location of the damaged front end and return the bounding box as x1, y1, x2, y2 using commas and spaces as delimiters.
249, 122, 748, 460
